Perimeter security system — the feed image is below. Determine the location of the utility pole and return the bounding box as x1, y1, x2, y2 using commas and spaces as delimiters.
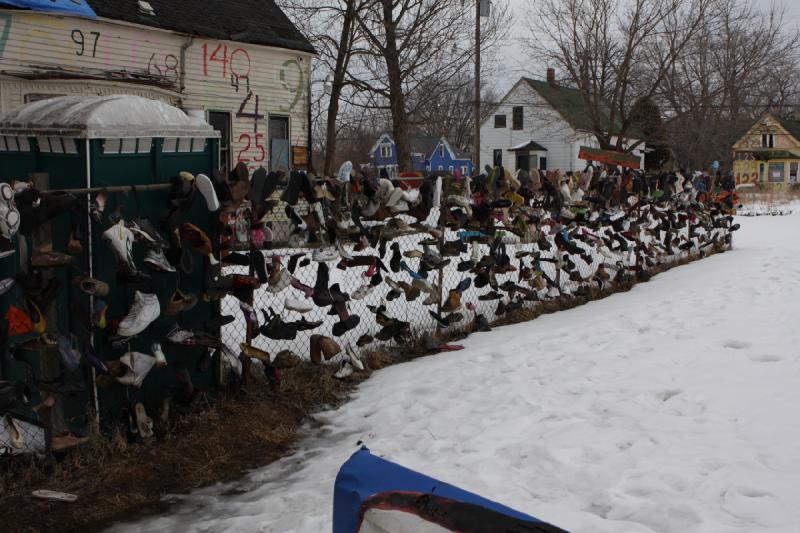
474, 0, 481, 173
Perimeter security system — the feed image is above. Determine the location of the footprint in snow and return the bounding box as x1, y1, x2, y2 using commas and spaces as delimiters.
750, 354, 783, 363
723, 340, 753, 350
657, 389, 682, 402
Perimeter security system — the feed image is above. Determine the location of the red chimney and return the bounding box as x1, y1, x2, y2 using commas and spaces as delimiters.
546, 68, 555, 85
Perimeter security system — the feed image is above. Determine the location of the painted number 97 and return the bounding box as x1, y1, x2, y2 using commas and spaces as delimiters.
72, 29, 100, 57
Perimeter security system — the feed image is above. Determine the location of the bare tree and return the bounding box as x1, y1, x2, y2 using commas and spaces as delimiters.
410, 78, 502, 153
279, 0, 370, 175
660, 0, 800, 169
351, 0, 509, 171
527, 0, 716, 150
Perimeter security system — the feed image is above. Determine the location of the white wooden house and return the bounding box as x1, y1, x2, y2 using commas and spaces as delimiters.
0, 0, 314, 174
479, 71, 645, 174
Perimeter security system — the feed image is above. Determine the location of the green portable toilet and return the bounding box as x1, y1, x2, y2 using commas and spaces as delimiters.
0, 95, 221, 446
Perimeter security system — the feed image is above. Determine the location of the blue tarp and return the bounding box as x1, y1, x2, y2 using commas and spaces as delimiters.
333, 447, 568, 532
0, 0, 96, 18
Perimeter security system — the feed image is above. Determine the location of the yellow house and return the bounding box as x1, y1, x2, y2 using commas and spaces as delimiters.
732, 113, 800, 186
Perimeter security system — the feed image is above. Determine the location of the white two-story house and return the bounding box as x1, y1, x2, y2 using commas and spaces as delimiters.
479, 71, 645, 174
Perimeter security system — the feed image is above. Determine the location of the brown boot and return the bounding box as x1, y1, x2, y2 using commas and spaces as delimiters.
240, 342, 269, 361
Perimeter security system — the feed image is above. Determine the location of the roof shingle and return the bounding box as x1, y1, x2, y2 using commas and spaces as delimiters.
86, 0, 314, 54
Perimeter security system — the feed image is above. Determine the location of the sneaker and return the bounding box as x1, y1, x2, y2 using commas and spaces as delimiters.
195, 173, 220, 211
143, 248, 176, 272
284, 297, 313, 313
166, 324, 195, 344
346, 344, 365, 371
312, 247, 339, 262
102, 220, 135, 269
117, 291, 160, 337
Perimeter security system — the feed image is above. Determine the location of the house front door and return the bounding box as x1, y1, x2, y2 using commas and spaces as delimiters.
516, 153, 530, 171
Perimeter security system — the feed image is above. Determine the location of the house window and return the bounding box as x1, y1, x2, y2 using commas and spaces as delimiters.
162, 138, 178, 153
121, 138, 138, 154
512, 106, 523, 130
380, 143, 392, 158
494, 115, 506, 128
540, 156, 547, 170
790, 162, 798, 183
493, 149, 502, 166
761, 133, 775, 148
448, 165, 454, 174
439, 144, 445, 157
438, 165, 444, 170
461, 165, 469, 175
768, 162, 785, 182
269, 115, 290, 171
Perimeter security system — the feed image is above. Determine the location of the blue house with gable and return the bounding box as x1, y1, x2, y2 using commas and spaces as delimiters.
369, 133, 475, 177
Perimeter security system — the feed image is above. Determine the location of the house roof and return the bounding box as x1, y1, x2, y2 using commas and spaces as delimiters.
508, 140, 547, 152
775, 116, 800, 141
409, 135, 439, 156
521, 78, 642, 139
84, 0, 315, 54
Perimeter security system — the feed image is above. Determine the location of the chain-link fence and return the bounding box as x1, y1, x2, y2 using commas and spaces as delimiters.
218, 181, 735, 386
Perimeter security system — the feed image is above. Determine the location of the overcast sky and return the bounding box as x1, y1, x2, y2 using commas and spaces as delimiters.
495, 0, 800, 91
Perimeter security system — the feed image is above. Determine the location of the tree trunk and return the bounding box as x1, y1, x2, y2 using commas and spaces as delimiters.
382, 0, 411, 172
323, 0, 357, 176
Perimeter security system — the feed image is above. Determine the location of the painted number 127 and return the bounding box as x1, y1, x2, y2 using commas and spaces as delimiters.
72, 29, 100, 57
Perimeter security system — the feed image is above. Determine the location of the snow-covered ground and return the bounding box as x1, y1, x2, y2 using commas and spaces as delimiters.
109, 211, 800, 533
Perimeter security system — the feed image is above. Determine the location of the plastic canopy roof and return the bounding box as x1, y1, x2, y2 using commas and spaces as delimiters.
0, 95, 220, 139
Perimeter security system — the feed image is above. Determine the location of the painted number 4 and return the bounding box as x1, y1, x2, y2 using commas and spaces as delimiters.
237, 91, 264, 133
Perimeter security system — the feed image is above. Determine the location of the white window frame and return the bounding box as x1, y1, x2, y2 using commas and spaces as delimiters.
380, 143, 392, 158
761, 133, 775, 148
461, 165, 469, 175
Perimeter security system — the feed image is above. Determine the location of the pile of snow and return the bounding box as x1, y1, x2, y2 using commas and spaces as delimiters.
111, 211, 800, 533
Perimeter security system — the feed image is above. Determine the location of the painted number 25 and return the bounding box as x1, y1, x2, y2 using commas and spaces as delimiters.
236, 133, 265, 163
71, 29, 100, 57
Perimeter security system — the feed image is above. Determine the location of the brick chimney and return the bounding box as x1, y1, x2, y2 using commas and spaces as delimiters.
546, 68, 555, 85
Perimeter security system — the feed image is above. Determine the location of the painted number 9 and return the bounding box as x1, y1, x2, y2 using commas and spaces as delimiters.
71, 29, 100, 57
